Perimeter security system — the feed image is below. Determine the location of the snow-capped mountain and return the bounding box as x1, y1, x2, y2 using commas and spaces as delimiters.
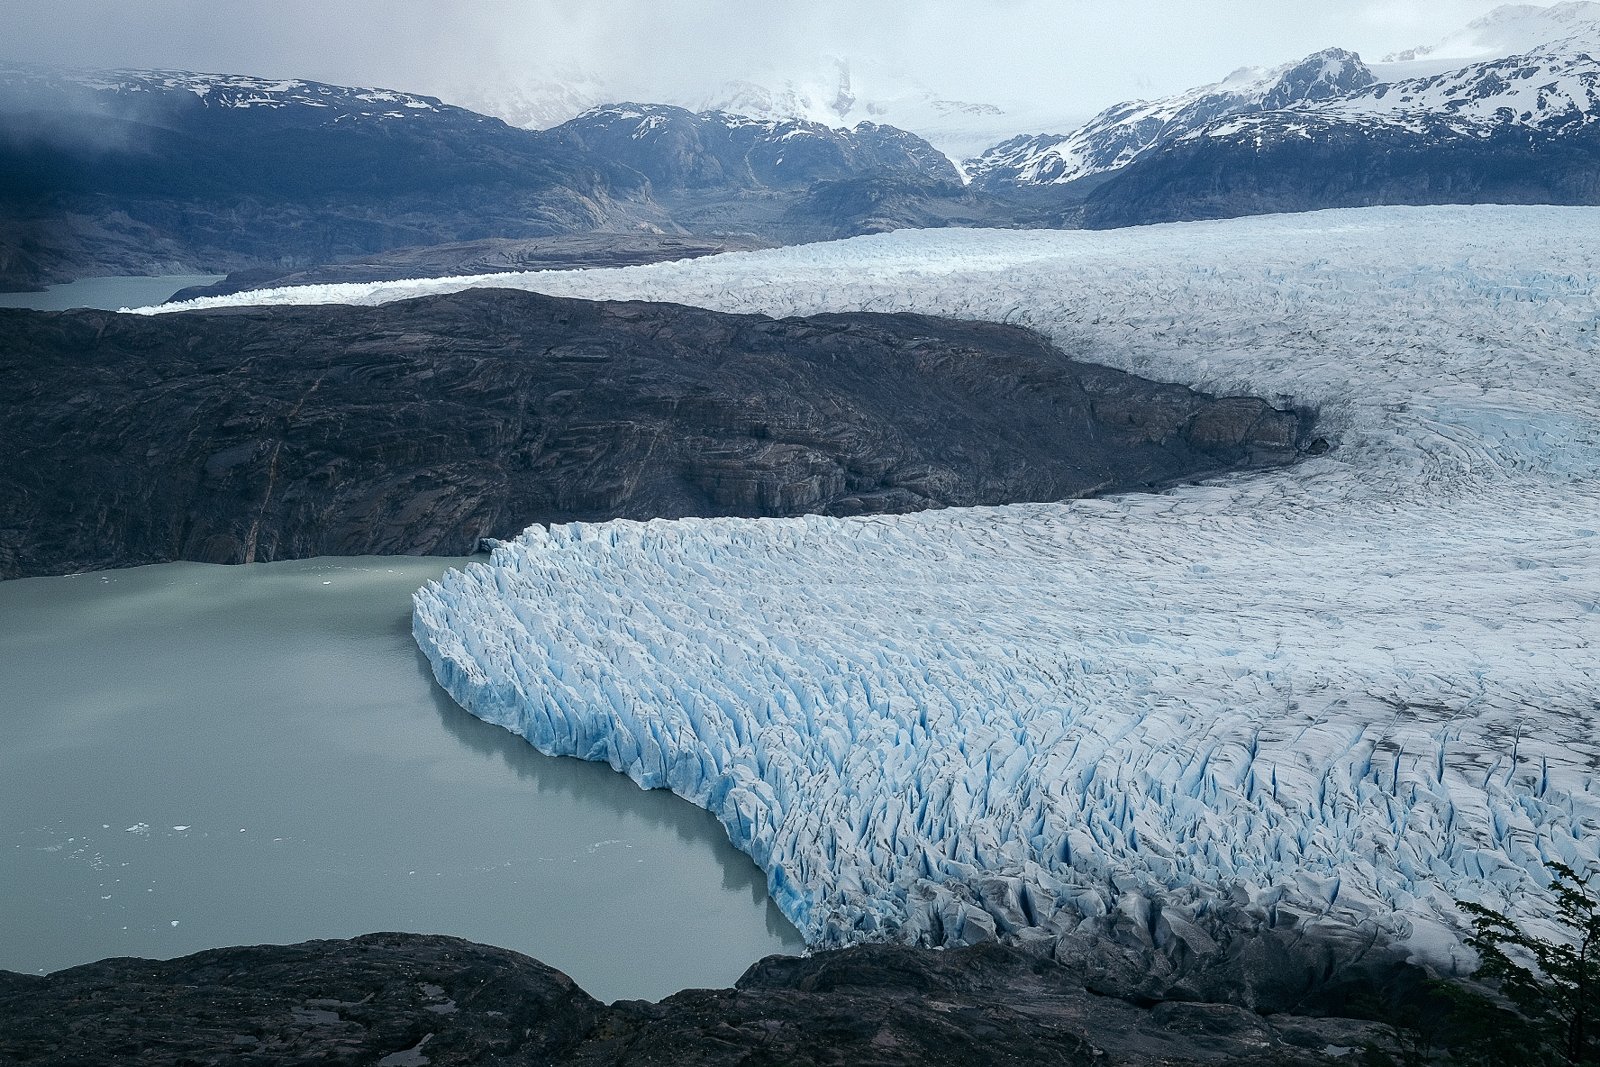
542, 102, 959, 194
1068, 47, 1600, 229
0, 62, 678, 290
968, 2, 1600, 192
1384, 0, 1600, 65
0, 64, 482, 126
685, 59, 1041, 165
426, 57, 1050, 168
0, 61, 980, 289
436, 73, 607, 132
1227, 49, 1600, 137
966, 49, 1375, 188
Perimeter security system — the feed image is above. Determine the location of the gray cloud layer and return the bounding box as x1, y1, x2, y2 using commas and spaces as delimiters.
0, 0, 1509, 119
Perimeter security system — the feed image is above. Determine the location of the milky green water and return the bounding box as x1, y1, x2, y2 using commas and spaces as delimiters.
0, 557, 800, 1002
0, 274, 224, 311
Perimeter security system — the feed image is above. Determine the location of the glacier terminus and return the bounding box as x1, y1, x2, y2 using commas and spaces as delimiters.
370, 206, 1600, 974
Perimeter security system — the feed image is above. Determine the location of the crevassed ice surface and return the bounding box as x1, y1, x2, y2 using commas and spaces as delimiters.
172, 207, 1600, 963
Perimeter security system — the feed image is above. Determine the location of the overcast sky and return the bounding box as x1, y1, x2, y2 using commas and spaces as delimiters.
0, 0, 1512, 119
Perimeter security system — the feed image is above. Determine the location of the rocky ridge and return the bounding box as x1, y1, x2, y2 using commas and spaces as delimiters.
0, 288, 1312, 579
542, 103, 961, 194
0, 65, 964, 291
0, 932, 1400, 1065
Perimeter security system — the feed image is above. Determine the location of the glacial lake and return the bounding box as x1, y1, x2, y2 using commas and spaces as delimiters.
0, 274, 225, 312
0, 557, 801, 1002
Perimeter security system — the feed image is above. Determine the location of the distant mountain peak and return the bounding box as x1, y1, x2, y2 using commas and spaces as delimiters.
425, 55, 1060, 165
0, 63, 486, 127
1260, 48, 1376, 109
1384, 1, 1600, 63
545, 100, 959, 194
961, 48, 1342, 188
967, 3, 1600, 192
686, 57, 1026, 161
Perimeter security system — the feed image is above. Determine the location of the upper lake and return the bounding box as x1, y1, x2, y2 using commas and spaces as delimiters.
0, 556, 800, 1002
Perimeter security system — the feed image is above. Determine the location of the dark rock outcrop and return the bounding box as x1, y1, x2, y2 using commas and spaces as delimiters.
0, 289, 1312, 579
0, 933, 1393, 1065
1257, 48, 1376, 111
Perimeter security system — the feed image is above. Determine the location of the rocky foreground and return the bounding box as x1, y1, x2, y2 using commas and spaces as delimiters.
0, 933, 1402, 1065
0, 288, 1311, 579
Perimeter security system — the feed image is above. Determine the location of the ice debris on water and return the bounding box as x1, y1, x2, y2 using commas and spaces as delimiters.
397, 207, 1598, 959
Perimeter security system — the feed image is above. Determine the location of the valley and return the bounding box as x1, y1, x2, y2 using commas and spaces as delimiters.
3, 4, 1600, 1065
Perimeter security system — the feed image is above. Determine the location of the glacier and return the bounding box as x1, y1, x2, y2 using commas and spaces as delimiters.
146, 206, 1600, 966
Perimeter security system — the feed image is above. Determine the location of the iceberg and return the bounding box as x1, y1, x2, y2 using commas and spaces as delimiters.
395, 206, 1598, 962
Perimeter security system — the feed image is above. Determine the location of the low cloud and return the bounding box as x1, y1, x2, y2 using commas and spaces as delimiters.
0, 0, 1512, 122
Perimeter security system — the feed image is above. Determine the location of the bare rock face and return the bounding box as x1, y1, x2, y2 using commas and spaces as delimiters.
0, 289, 1312, 579
0, 934, 602, 1067
0, 933, 1393, 1066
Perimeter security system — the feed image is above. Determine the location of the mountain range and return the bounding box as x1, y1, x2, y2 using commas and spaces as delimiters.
0, 64, 978, 290
442, 56, 1054, 164
5, 3, 1600, 289
970, 2, 1600, 224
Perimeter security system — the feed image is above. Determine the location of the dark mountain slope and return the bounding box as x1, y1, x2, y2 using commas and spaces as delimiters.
0, 67, 668, 288
0, 67, 968, 289
541, 103, 960, 193
1081, 118, 1600, 227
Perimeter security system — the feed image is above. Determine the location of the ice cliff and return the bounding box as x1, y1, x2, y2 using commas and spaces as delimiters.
306, 206, 1593, 965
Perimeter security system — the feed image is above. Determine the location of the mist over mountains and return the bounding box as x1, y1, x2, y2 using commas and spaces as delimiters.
7, 4, 1600, 289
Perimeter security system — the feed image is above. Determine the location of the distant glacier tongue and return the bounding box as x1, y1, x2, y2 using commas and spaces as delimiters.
411, 207, 1600, 967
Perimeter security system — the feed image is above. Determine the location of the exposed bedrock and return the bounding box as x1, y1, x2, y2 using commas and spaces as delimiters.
0, 932, 1408, 1066
0, 289, 1312, 579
